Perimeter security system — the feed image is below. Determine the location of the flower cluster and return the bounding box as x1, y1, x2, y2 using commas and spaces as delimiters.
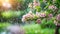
39, 12, 46, 17
54, 20, 58, 25
22, 11, 34, 22
36, 19, 41, 24
53, 14, 60, 24
48, 5, 57, 11
28, 0, 40, 9
48, 14, 53, 20
56, 14, 60, 21
48, 14, 53, 17
36, 12, 46, 18
28, 3, 33, 8
33, 0, 40, 8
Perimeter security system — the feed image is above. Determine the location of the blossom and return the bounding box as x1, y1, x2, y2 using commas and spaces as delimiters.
36, 12, 40, 17
36, 12, 46, 18
56, 14, 60, 21
33, 0, 40, 8
22, 15, 27, 22
47, 14, 53, 20
36, 19, 41, 24
48, 5, 57, 11
48, 14, 53, 18
54, 20, 58, 25
28, 3, 33, 8
39, 12, 46, 17
22, 11, 34, 22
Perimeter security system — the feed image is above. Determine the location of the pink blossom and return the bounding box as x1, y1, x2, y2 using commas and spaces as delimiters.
36, 19, 41, 24
22, 11, 34, 22
48, 14, 53, 17
33, 0, 40, 8
48, 5, 57, 11
39, 13, 46, 17
33, 2, 40, 6
54, 20, 58, 25
56, 14, 60, 21
36, 12, 40, 17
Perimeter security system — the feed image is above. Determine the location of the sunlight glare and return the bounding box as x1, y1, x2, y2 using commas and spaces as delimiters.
2, 0, 12, 9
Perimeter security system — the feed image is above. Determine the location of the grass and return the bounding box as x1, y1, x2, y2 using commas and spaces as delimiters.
59, 29, 60, 33
23, 24, 55, 34
0, 22, 10, 32
0, 23, 60, 34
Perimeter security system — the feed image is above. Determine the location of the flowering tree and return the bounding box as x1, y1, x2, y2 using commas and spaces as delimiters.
22, 0, 60, 28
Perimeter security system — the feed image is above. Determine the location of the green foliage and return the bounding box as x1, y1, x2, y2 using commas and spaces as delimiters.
40, 18, 56, 28
35, 6, 41, 12
1, 11, 14, 18
17, 0, 24, 3
0, 22, 10, 32
23, 24, 41, 34
23, 24, 55, 34
1, 10, 25, 19
59, 29, 60, 34
46, 19, 56, 28
22, 0, 33, 10
57, 10, 60, 14
40, 19, 47, 28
